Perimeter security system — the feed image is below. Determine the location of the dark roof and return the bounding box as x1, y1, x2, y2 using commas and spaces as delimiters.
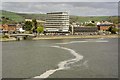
47, 12, 68, 14
8, 24, 16, 26
97, 24, 112, 26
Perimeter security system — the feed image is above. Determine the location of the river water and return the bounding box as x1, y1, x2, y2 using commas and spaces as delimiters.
2, 38, 118, 78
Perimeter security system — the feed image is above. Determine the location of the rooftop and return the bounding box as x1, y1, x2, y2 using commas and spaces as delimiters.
47, 12, 68, 14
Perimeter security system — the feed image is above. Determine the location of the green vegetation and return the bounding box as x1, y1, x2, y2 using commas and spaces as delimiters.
0, 10, 118, 25
108, 26, 119, 34
32, 19, 37, 28
69, 16, 118, 24
18, 13, 46, 21
0, 10, 25, 23
2, 35, 9, 38
23, 19, 44, 34
23, 21, 32, 31
37, 26, 44, 33
32, 19, 37, 33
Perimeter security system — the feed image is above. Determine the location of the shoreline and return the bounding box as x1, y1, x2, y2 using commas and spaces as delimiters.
0, 35, 119, 42
33, 35, 119, 40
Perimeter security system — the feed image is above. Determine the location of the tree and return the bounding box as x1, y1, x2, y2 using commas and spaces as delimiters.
111, 27, 119, 34
108, 26, 112, 32
37, 26, 44, 34
23, 21, 32, 31
32, 19, 37, 28
32, 19, 37, 33
108, 26, 119, 34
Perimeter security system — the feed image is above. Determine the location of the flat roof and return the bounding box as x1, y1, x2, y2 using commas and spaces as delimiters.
97, 24, 112, 26
47, 12, 68, 14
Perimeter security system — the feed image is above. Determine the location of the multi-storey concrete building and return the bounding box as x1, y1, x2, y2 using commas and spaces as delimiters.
44, 12, 69, 33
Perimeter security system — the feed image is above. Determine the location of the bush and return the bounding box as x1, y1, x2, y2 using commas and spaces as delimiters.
108, 26, 119, 34
37, 26, 44, 33
111, 28, 119, 34
2, 35, 9, 38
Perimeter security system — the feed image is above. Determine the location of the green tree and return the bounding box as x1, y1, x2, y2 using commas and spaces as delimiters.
32, 19, 37, 28
111, 27, 119, 34
108, 26, 119, 34
32, 19, 37, 33
23, 21, 32, 31
37, 26, 44, 33
108, 26, 112, 32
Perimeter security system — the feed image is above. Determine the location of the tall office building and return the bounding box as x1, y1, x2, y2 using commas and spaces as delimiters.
44, 12, 69, 32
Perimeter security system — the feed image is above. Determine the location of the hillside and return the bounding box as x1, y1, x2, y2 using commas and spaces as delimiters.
0, 10, 25, 22
17, 13, 46, 21
0, 10, 118, 24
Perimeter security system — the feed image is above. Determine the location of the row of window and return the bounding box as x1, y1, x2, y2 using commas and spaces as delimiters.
47, 12, 68, 15
46, 19, 69, 21
45, 23, 69, 24
46, 21, 69, 23
45, 25, 69, 28
47, 16, 69, 19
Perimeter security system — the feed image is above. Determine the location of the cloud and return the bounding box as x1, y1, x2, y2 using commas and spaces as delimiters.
1, 0, 120, 2
2, 2, 118, 16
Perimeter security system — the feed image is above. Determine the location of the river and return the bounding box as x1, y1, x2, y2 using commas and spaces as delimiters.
2, 38, 118, 78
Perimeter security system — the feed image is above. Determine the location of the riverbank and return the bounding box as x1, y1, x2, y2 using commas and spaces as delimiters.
0, 35, 119, 42
0, 37, 16, 42
33, 35, 119, 40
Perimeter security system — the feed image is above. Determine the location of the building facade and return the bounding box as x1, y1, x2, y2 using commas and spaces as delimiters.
97, 21, 113, 31
44, 12, 69, 33
97, 24, 113, 31
69, 26, 98, 35
0, 24, 24, 33
0, 24, 16, 33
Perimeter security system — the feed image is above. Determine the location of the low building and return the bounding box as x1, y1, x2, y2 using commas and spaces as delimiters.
97, 24, 112, 31
0, 24, 17, 33
3, 24, 16, 32
70, 26, 98, 35
97, 21, 113, 31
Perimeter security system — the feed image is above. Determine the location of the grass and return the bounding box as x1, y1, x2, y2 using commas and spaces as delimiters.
0, 10, 25, 22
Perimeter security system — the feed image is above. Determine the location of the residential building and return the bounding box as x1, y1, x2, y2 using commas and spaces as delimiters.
0, 24, 23, 33
97, 21, 113, 31
44, 12, 69, 33
1, 24, 16, 33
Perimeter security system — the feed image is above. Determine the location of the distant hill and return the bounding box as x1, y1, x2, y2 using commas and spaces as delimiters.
0, 10, 25, 22
0, 10, 118, 24
17, 13, 46, 21
69, 15, 118, 24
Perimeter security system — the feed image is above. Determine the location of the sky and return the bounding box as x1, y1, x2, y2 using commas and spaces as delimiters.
1, 0, 119, 16
1, 0, 120, 2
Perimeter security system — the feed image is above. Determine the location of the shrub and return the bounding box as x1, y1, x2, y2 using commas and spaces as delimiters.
2, 35, 9, 38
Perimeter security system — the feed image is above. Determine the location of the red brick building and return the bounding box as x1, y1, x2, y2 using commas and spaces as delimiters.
0, 24, 17, 32
97, 24, 113, 31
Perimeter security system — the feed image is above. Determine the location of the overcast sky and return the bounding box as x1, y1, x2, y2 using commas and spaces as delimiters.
1, 0, 120, 2
1, 2, 119, 16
